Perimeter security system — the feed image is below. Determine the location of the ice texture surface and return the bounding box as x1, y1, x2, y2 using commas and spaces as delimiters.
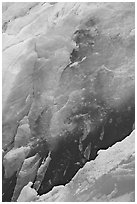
2, 2, 135, 202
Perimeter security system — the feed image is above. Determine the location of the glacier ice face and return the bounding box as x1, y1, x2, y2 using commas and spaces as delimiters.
2, 2, 135, 202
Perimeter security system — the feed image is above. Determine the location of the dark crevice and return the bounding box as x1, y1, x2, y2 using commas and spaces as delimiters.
37, 102, 134, 196
2, 169, 17, 202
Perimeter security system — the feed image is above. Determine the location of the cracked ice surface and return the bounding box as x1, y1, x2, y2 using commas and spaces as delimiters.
2, 2, 135, 202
